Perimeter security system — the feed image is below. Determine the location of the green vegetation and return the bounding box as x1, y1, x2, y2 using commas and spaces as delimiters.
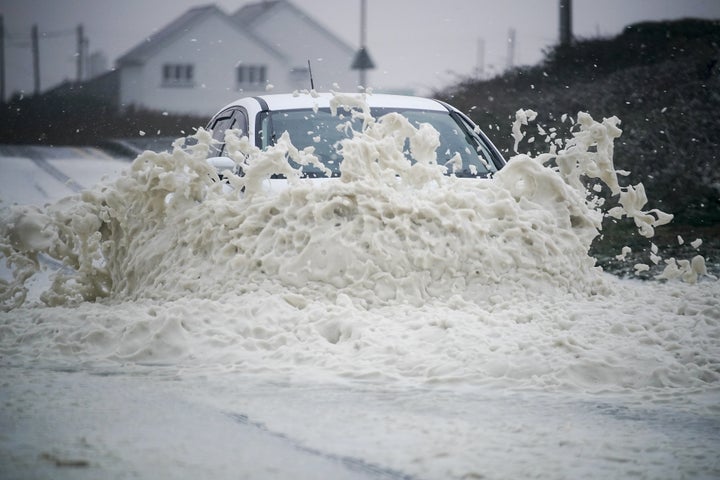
435, 19, 720, 274
0, 82, 205, 148
436, 19, 720, 228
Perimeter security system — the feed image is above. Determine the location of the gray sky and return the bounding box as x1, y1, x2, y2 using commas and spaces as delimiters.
2, 0, 719, 99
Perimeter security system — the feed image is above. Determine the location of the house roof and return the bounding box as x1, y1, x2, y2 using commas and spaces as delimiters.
116, 1, 353, 67
231, 0, 355, 55
117, 4, 219, 66
232, 0, 282, 26
116, 3, 286, 67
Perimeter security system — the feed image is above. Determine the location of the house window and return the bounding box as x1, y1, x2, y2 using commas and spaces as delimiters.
237, 65, 267, 88
162, 63, 194, 87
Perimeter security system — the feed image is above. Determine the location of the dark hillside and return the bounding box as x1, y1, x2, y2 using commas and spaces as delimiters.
437, 19, 720, 227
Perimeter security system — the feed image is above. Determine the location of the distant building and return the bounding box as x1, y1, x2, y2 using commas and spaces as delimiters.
87, 51, 109, 79
115, 1, 356, 115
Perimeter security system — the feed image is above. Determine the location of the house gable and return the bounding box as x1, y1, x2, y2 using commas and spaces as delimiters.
233, 0, 281, 26
232, 0, 354, 55
232, 0, 357, 91
118, 5, 219, 67
118, 4, 286, 67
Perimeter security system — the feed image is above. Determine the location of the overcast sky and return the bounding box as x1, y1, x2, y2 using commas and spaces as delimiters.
2, 0, 719, 99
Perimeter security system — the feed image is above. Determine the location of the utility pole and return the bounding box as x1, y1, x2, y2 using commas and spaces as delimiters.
31, 24, 40, 95
0, 15, 5, 102
476, 37, 485, 77
76, 24, 84, 81
506, 28, 516, 70
351, 0, 375, 89
559, 0, 572, 45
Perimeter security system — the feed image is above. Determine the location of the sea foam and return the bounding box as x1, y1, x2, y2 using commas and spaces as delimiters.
0, 93, 717, 391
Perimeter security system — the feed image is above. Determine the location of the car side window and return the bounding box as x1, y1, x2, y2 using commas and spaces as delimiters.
454, 112, 505, 170
208, 108, 248, 156
230, 109, 248, 138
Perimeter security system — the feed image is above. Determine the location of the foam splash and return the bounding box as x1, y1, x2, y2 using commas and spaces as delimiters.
0, 94, 717, 391
1, 104, 610, 308
515, 108, 710, 283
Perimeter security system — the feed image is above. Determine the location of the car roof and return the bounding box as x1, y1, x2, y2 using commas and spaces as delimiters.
219, 92, 450, 113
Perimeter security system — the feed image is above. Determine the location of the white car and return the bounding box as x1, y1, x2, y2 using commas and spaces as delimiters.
205, 92, 505, 178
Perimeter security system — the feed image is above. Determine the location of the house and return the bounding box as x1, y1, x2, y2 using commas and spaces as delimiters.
115, 1, 358, 115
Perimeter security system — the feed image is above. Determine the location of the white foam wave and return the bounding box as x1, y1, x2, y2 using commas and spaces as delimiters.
0, 96, 717, 392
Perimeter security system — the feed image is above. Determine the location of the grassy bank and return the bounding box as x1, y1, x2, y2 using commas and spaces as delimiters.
435, 19, 720, 273
436, 19, 719, 227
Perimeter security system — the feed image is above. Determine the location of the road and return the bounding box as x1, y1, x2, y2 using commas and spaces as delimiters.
0, 144, 133, 207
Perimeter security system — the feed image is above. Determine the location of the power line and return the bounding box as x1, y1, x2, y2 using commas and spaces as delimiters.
5, 27, 75, 39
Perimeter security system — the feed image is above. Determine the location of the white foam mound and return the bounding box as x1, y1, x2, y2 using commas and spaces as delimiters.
0, 94, 717, 391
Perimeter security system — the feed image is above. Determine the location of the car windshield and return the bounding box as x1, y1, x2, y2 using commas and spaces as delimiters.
257, 107, 499, 178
